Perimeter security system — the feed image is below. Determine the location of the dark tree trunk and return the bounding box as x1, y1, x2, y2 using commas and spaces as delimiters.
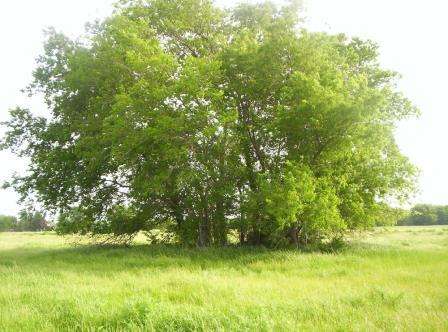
248, 228, 261, 245
213, 199, 227, 245
237, 99, 266, 246
286, 225, 300, 249
198, 191, 211, 246
198, 223, 210, 247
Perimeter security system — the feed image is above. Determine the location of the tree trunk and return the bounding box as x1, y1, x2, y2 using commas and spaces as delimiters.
213, 199, 227, 245
287, 225, 300, 249
198, 223, 210, 246
198, 191, 211, 246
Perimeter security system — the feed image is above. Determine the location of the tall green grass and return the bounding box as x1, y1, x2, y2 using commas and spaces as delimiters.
1, 226, 447, 331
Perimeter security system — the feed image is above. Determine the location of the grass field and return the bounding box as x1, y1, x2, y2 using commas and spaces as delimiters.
1, 226, 447, 331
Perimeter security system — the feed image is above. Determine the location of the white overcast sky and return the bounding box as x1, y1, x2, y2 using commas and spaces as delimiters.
0, 0, 447, 215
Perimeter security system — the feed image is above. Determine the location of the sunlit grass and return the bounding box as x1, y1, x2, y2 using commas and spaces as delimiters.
1, 226, 447, 331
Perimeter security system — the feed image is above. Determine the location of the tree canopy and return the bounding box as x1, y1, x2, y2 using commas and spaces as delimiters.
1, 0, 418, 246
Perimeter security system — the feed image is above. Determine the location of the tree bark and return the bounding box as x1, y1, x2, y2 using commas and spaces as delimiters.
198, 223, 210, 247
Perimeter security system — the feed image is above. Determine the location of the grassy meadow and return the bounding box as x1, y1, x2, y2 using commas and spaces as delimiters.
0, 226, 447, 331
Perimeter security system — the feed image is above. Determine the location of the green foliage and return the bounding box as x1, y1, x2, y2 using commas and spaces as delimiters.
0, 210, 51, 232
1, 0, 418, 246
15, 209, 51, 232
0, 215, 17, 232
398, 204, 448, 226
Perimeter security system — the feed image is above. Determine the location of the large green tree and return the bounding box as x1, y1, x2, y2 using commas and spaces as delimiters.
1, 0, 417, 246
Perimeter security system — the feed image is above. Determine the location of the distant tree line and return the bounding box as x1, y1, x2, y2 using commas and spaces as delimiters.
0, 209, 52, 232
397, 204, 448, 226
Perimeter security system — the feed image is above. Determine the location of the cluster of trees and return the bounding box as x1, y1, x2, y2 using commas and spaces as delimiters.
0, 210, 51, 232
0, 215, 16, 232
398, 205, 448, 226
1, 0, 417, 246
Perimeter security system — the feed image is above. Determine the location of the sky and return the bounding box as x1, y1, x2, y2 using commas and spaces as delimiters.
0, 0, 447, 215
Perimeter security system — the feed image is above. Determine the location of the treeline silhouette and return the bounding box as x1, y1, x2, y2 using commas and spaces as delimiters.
0, 209, 52, 232
398, 204, 448, 226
